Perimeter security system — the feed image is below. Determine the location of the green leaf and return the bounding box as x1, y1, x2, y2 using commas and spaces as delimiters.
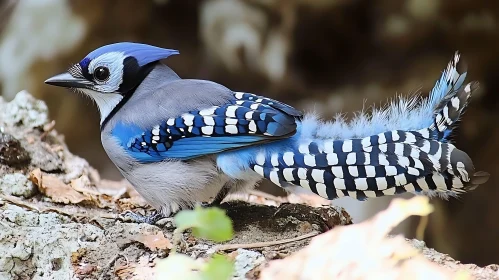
174, 210, 200, 232
201, 254, 234, 280
156, 254, 234, 280
174, 206, 233, 242
156, 254, 200, 280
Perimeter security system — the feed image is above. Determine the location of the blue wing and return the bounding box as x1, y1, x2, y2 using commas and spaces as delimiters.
233, 91, 303, 118
113, 92, 302, 162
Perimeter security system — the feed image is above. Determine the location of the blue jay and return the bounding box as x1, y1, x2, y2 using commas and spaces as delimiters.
45, 43, 489, 223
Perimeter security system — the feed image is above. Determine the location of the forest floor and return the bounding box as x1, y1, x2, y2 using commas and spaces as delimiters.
1, 91, 498, 280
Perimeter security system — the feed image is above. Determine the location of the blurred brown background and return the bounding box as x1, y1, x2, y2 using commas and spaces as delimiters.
0, 0, 498, 266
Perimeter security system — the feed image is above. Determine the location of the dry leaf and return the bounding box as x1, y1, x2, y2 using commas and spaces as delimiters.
115, 265, 135, 280
70, 175, 101, 196
134, 231, 172, 251
118, 186, 149, 211
74, 263, 97, 276
116, 255, 156, 280
127, 187, 148, 205
260, 197, 471, 280
96, 179, 129, 198
71, 248, 87, 264
71, 175, 115, 208
29, 168, 88, 204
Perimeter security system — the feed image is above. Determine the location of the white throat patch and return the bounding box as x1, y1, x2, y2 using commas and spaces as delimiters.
79, 88, 123, 124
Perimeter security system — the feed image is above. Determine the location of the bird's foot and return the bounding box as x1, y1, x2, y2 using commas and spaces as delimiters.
200, 198, 225, 209
200, 184, 231, 208
200, 202, 216, 208
120, 210, 168, 225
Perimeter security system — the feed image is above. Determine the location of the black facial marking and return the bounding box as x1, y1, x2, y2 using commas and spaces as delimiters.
68, 64, 85, 79
118, 57, 153, 93
79, 58, 91, 79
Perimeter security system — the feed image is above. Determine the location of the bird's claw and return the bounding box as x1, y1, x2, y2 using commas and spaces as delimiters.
200, 202, 212, 208
200, 201, 224, 208
120, 210, 167, 225
120, 199, 224, 225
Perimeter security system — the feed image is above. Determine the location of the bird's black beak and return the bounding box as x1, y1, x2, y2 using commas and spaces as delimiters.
44, 72, 92, 89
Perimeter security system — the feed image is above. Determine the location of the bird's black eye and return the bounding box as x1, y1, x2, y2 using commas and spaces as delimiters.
94, 66, 110, 81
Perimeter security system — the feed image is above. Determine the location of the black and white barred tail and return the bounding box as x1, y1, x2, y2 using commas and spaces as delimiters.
250, 127, 488, 200
250, 54, 489, 200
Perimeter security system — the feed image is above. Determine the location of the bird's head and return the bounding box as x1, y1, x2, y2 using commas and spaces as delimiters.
45, 42, 179, 123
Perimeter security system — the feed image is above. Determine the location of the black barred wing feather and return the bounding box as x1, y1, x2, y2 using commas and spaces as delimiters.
233, 91, 303, 118
125, 97, 301, 161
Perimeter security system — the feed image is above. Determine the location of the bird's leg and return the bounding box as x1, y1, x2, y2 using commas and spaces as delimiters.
120, 209, 168, 225
123, 184, 232, 223
201, 183, 231, 208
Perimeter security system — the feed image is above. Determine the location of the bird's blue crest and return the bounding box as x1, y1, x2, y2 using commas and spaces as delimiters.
82, 42, 179, 67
